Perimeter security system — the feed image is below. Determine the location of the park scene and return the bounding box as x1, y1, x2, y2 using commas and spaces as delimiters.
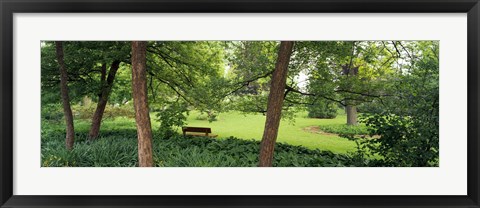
41, 41, 439, 167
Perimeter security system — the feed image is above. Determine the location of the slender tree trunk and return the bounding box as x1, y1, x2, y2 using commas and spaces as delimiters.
55, 41, 75, 150
131, 41, 154, 167
346, 105, 357, 125
258, 41, 294, 167
98, 63, 107, 100
89, 61, 121, 139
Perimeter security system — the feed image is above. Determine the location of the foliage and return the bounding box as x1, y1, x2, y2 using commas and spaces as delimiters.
42, 128, 139, 167
229, 94, 268, 115
195, 113, 209, 121
71, 102, 135, 120
296, 41, 398, 123
224, 41, 277, 113
224, 41, 304, 122
353, 41, 439, 167
319, 124, 369, 136
307, 99, 338, 119
42, 101, 135, 123
41, 41, 131, 104
108, 64, 133, 104
152, 101, 189, 137
356, 101, 385, 114
146, 41, 228, 116
226, 42, 278, 91
41, 124, 374, 167
358, 114, 436, 166
195, 111, 218, 122
41, 103, 64, 122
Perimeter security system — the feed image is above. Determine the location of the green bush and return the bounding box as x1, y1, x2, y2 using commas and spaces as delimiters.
307, 100, 338, 119
353, 45, 439, 167
359, 114, 439, 167
195, 111, 218, 122
195, 114, 208, 121
152, 101, 189, 138
319, 124, 369, 135
72, 102, 135, 120
356, 101, 383, 114
41, 103, 64, 122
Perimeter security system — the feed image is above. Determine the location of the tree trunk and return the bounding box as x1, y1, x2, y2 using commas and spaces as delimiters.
100, 63, 107, 95
258, 41, 294, 167
346, 105, 357, 125
89, 61, 121, 139
55, 41, 75, 150
342, 64, 359, 126
131, 41, 154, 167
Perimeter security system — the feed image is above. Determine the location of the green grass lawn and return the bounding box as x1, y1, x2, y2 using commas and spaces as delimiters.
72, 110, 357, 154
181, 111, 356, 153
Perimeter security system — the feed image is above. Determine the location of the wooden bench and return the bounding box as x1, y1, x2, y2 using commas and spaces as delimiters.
182, 127, 218, 138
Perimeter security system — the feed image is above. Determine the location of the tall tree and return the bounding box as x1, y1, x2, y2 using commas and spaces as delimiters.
294, 41, 397, 125
42, 42, 131, 139
258, 41, 294, 167
131, 41, 154, 167
342, 64, 360, 125
89, 60, 121, 139
83, 42, 130, 139
146, 41, 228, 133
359, 41, 439, 166
55, 41, 75, 150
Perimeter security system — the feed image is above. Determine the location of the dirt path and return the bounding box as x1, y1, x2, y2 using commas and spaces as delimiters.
302, 126, 338, 136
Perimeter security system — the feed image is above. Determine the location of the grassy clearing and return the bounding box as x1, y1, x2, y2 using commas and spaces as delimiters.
182, 111, 357, 153
68, 110, 358, 154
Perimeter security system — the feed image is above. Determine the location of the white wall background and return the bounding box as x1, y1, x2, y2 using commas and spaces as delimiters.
13, 13, 467, 195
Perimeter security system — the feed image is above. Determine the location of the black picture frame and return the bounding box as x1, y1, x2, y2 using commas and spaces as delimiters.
1, 0, 479, 207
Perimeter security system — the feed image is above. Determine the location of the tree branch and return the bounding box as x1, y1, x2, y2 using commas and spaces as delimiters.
284, 85, 345, 106
223, 70, 275, 97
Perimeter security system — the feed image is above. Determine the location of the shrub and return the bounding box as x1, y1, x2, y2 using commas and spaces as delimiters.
359, 114, 439, 167
152, 101, 189, 138
41, 103, 64, 122
307, 100, 338, 119
319, 124, 369, 135
72, 102, 135, 120
195, 113, 208, 121
356, 101, 384, 114
196, 111, 219, 122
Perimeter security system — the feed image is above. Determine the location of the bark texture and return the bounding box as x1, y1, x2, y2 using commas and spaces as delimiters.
346, 105, 358, 125
258, 41, 294, 167
131, 41, 154, 167
342, 64, 359, 126
89, 61, 121, 139
55, 41, 75, 150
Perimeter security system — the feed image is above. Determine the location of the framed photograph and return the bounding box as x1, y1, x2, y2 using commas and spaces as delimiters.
1, 0, 479, 207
